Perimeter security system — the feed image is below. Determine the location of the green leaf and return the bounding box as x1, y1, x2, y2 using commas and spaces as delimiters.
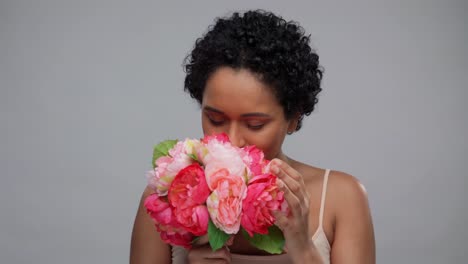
152, 139, 178, 168
242, 225, 285, 254
208, 220, 230, 251
187, 153, 198, 162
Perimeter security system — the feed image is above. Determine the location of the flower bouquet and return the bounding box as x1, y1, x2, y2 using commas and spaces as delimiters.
144, 133, 288, 253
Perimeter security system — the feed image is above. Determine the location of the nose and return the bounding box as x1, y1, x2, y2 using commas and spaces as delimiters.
227, 123, 245, 148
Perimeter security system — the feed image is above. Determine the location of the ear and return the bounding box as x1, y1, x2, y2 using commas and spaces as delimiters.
287, 113, 301, 134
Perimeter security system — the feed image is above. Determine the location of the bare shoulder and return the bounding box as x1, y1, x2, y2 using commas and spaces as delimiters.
327, 171, 375, 263
289, 159, 370, 210
289, 159, 375, 262
326, 170, 371, 215
328, 170, 369, 197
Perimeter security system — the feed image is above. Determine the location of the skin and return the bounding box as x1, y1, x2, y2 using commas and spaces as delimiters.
130, 67, 376, 264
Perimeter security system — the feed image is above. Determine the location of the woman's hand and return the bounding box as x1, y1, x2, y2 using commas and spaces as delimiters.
187, 235, 233, 264
270, 159, 323, 263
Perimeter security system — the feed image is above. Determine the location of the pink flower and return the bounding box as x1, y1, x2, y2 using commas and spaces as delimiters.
203, 140, 247, 187
241, 173, 286, 237
147, 140, 198, 196
241, 145, 269, 179
144, 194, 193, 248
207, 173, 247, 234
145, 134, 286, 250
144, 193, 175, 225
169, 139, 204, 159
158, 225, 194, 249
146, 156, 173, 196
202, 133, 230, 144
168, 163, 210, 236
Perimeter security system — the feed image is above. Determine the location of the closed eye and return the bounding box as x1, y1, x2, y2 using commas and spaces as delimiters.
209, 118, 225, 126
205, 112, 225, 126
247, 123, 265, 130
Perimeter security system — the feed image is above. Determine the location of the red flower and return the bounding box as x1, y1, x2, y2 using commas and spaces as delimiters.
168, 163, 210, 236
158, 225, 194, 249
144, 194, 174, 226
241, 173, 285, 237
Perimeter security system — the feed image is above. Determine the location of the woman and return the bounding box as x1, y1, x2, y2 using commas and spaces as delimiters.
131, 10, 375, 264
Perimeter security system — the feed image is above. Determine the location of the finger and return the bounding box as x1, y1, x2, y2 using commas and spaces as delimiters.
271, 159, 303, 181
272, 159, 310, 202
207, 247, 231, 263
275, 169, 303, 197
272, 211, 285, 230
273, 210, 295, 235
208, 247, 231, 261
277, 179, 304, 217
272, 163, 309, 209
192, 234, 209, 246
270, 160, 306, 199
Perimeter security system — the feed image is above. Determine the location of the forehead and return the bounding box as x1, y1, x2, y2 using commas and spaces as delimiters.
202, 67, 282, 115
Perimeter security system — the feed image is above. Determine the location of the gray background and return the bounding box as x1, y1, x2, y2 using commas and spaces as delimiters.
1, 0, 467, 263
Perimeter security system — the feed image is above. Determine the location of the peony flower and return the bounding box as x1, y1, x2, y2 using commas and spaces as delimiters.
169, 139, 203, 160
203, 141, 247, 188
207, 173, 247, 234
158, 225, 194, 249
168, 164, 210, 236
241, 145, 269, 179
144, 193, 194, 248
147, 140, 199, 196
144, 133, 285, 252
201, 133, 230, 144
144, 193, 175, 226
146, 156, 175, 196
241, 173, 286, 237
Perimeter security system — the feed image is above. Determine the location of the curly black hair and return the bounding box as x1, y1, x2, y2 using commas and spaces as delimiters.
183, 10, 323, 131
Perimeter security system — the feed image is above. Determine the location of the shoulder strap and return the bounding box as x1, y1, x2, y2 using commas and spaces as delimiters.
318, 169, 331, 227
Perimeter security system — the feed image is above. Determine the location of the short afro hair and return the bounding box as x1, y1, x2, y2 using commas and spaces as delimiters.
183, 10, 323, 131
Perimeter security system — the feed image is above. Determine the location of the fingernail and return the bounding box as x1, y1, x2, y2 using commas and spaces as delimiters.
277, 180, 284, 188
272, 166, 279, 174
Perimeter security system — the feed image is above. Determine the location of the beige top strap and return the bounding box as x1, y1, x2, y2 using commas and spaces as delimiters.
319, 169, 331, 227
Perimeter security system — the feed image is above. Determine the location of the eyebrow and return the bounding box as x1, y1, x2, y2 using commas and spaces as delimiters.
203, 106, 271, 118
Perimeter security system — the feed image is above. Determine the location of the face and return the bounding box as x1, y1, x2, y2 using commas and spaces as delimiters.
201, 67, 298, 160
